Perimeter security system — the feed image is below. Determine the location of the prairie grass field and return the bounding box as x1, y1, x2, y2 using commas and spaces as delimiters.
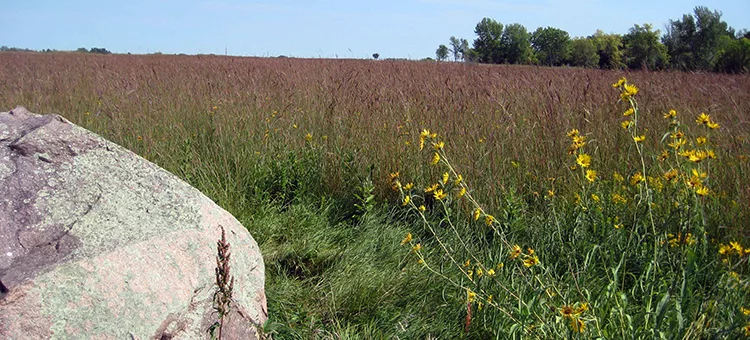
2, 52, 750, 338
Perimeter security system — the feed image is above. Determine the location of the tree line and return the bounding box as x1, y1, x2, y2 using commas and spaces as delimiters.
435, 6, 750, 73
0, 46, 112, 54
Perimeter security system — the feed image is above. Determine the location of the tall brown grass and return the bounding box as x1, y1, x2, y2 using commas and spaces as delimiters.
2, 52, 749, 230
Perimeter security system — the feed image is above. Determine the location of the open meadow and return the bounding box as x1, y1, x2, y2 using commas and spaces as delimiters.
2, 52, 750, 338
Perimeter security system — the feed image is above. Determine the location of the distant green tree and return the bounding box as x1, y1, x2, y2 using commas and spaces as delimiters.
89, 47, 111, 54
463, 47, 479, 62
473, 18, 504, 63
569, 37, 599, 68
459, 38, 470, 61
0, 46, 34, 52
663, 13, 697, 70
590, 30, 624, 69
663, 7, 732, 71
76, 47, 89, 53
501, 23, 533, 64
449, 36, 461, 61
372, 53, 379, 60
531, 27, 571, 66
436, 44, 449, 61
715, 37, 750, 73
622, 24, 669, 70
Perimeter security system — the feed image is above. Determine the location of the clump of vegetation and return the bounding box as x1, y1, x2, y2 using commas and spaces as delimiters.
393, 78, 749, 337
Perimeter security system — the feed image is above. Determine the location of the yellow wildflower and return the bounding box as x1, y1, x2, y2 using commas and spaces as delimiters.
620, 83, 639, 100
571, 135, 586, 149
696, 113, 711, 125
695, 186, 709, 196
463, 259, 471, 268
431, 152, 440, 165
433, 141, 444, 150
719, 244, 732, 255
621, 120, 632, 129
425, 183, 439, 193
404, 182, 414, 190
509, 245, 522, 259
457, 187, 467, 198
402, 195, 411, 206
688, 150, 708, 163
585, 169, 597, 182
441, 172, 449, 184
476, 267, 483, 277
612, 77, 626, 88
487, 269, 496, 276
419, 129, 431, 150
633, 135, 646, 143
696, 136, 707, 146
473, 208, 481, 221
740, 307, 750, 316
630, 172, 644, 185
487, 295, 494, 305
547, 190, 555, 197
591, 193, 600, 202
305, 132, 313, 141
663, 169, 679, 181
400, 233, 412, 245
574, 303, 589, 314
454, 174, 463, 185
731, 241, 744, 253
576, 153, 591, 168
659, 150, 669, 161
560, 305, 574, 318
433, 189, 447, 200
623, 108, 634, 116
467, 289, 476, 303
707, 121, 719, 129
523, 255, 539, 267
527, 248, 535, 255
567, 129, 580, 138
485, 215, 495, 226
418, 205, 426, 212
412, 243, 422, 251
668, 138, 687, 149
389, 172, 400, 181
497, 263, 504, 269
664, 109, 677, 119
613, 172, 624, 182
571, 318, 585, 333
687, 173, 703, 189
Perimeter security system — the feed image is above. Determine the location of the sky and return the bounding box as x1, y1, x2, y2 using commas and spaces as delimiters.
3, 0, 749, 59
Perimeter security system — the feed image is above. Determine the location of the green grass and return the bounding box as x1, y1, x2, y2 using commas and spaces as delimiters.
1, 53, 749, 338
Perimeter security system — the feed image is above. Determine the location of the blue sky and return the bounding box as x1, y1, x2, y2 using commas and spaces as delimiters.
3, 0, 749, 59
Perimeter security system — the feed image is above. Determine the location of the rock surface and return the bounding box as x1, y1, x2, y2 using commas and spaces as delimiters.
0, 107, 267, 339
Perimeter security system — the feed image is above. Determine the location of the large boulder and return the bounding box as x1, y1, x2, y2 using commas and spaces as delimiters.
0, 107, 267, 339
